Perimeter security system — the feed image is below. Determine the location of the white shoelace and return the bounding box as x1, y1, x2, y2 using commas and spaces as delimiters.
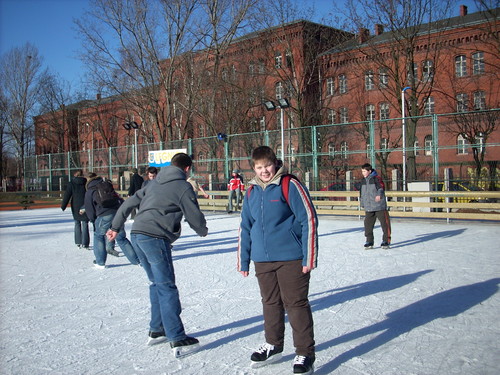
293, 355, 306, 365
256, 343, 274, 354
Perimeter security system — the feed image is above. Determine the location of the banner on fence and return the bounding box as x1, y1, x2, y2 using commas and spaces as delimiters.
148, 149, 187, 167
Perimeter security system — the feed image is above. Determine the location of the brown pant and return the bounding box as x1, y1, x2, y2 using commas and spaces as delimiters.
254, 260, 315, 356
364, 210, 391, 243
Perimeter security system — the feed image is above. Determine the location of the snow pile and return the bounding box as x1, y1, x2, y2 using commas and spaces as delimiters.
1, 208, 499, 374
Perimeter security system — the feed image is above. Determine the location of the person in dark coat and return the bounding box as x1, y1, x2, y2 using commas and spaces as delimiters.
128, 168, 144, 220
61, 169, 90, 249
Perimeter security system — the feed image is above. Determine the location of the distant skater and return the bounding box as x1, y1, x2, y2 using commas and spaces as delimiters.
359, 163, 391, 249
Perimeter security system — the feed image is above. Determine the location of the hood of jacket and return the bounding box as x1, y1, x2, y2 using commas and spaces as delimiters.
155, 165, 187, 185
86, 175, 102, 190
249, 165, 288, 190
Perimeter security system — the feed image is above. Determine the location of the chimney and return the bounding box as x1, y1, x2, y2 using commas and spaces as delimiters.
358, 28, 369, 43
460, 5, 468, 16
96, 93, 101, 100
375, 24, 384, 36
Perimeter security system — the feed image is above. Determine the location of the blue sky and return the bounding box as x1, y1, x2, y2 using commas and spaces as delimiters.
0, 0, 479, 93
0, 0, 89, 88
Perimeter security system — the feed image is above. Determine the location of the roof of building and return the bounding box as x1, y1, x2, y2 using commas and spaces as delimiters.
321, 7, 499, 56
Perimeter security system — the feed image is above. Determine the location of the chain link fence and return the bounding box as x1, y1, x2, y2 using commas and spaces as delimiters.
25, 110, 500, 192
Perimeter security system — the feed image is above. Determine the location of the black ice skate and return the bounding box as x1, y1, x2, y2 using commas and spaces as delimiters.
170, 336, 200, 358
250, 343, 283, 368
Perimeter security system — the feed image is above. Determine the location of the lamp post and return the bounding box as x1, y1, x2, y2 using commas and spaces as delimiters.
401, 87, 411, 191
263, 98, 290, 161
123, 121, 139, 169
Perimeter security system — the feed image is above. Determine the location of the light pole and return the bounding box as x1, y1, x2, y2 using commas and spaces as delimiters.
263, 98, 290, 162
123, 121, 139, 169
401, 87, 411, 191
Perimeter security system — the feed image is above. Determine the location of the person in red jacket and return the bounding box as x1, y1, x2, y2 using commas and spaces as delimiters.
227, 169, 244, 213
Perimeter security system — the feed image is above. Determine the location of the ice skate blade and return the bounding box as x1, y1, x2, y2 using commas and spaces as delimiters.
147, 336, 168, 346
172, 343, 200, 358
251, 353, 282, 368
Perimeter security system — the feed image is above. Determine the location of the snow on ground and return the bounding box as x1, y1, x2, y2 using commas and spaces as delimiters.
1, 208, 499, 375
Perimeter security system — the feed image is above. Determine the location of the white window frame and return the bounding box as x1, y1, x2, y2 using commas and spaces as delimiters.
366, 104, 375, 121
424, 135, 433, 156
455, 55, 467, 77
326, 77, 334, 96
456, 93, 468, 112
338, 74, 347, 94
472, 52, 484, 75
380, 102, 390, 120
365, 71, 374, 91
457, 134, 468, 155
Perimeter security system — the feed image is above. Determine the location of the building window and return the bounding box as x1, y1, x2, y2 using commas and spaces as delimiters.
424, 96, 435, 115
258, 59, 265, 74
366, 143, 371, 158
365, 71, 374, 90
248, 61, 255, 75
424, 135, 433, 155
380, 102, 390, 120
326, 77, 334, 96
456, 93, 468, 112
340, 107, 349, 123
414, 139, 419, 156
328, 143, 335, 157
274, 51, 282, 69
422, 60, 434, 82
338, 74, 347, 94
407, 62, 417, 83
198, 123, 205, 138
380, 138, 388, 150
328, 109, 336, 124
285, 50, 293, 68
473, 91, 486, 110
475, 133, 485, 153
472, 52, 484, 75
455, 55, 467, 77
275, 81, 284, 99
259, 116, 266, 132
457, 134, 468, 154
366, 104, 375, 121
340, 141, 348, 158
379, 68, 388, 88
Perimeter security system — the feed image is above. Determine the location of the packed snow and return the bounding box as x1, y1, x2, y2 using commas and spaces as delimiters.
1, 208, 499, 375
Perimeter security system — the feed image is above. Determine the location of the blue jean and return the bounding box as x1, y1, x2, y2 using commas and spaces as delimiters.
74, 220, 90, 247
131, 233, 187, 342
228, 189, 241, 211
94, 214, 139, 266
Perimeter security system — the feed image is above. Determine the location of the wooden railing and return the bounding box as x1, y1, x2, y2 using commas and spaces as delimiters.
197, 190, 500, 222
2, 190, 499, 221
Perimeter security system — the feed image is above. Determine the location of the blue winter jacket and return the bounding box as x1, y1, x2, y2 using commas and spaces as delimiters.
237, 168, 318, 272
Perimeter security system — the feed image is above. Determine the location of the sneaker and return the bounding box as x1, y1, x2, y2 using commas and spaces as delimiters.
381, 241, 390, 249
364, 242, 374, 249
170, 336, 200, 358
293, 355, 315, 374
147, 330, 167, 346
106, 248, 120, 257
250, 343, 283, 367
93, 260, 106, 269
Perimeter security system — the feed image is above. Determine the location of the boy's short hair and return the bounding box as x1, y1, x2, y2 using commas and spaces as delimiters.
361, 163, 373, 171
171, 153, 193, 170
146, 166, 158, 175
251, 146, 278, 167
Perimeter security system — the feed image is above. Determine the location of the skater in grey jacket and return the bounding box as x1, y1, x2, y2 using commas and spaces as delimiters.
107, 153, 207, 357
359, 163, 392, 249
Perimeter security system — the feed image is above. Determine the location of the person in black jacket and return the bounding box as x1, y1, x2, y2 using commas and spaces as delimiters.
128, 168, 144, 219
61, 170, 90, 250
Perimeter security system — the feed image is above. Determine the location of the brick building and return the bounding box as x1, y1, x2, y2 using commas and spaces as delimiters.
34, 6, 499, 187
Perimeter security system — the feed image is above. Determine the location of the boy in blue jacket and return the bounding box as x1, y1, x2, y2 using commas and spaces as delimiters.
237, 146, 318, 375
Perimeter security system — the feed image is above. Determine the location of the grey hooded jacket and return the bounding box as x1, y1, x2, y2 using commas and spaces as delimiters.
360, 170, 388, 212
111, 165, 208, 243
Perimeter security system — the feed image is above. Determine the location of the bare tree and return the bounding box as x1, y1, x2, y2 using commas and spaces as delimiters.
327, 0, 456, 183
75, 0, 200, 144
0, 43, 47, 187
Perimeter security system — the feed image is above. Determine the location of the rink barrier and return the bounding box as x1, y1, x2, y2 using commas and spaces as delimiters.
1, 190, 499, 221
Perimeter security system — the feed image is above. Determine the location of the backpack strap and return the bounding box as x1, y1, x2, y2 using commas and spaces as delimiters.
246, 174, 296, 206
